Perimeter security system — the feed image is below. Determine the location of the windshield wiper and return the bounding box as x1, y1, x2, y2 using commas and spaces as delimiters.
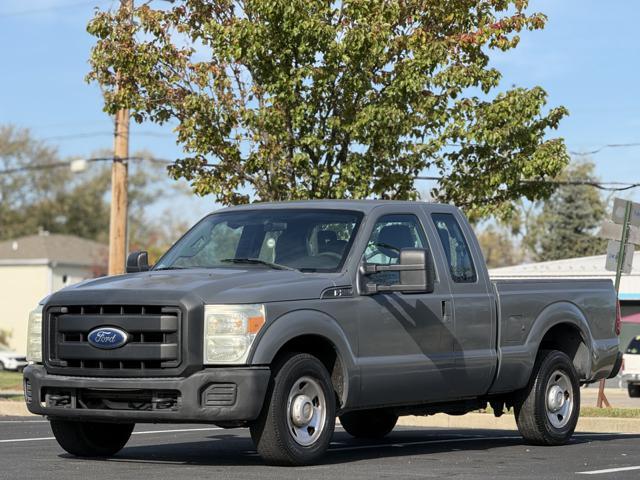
220, 258, 295, 271
154, 266, 190, 271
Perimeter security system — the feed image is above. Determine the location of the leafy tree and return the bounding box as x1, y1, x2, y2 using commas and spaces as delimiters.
524, 160, 608, 261
129, 208, 191, 264
477, 225, 523, 268
0, 125, 176, 247
87, 0, 569, 220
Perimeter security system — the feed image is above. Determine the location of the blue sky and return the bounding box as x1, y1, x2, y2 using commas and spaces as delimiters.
0, 0, 639, 224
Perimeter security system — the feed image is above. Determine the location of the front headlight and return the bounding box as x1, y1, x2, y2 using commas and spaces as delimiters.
26, 304, 43, 363
203, 304, 266, 364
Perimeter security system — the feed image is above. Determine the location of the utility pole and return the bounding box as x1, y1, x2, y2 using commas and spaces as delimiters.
107, 0, 133, 275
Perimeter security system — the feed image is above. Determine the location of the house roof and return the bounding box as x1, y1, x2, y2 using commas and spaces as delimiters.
490, 251, 640, 278
489, 251, 640, 300
0, 234, 107, 267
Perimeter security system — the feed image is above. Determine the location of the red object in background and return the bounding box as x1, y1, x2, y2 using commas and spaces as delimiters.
616, 301, 622, 335
622, 312, 640, 324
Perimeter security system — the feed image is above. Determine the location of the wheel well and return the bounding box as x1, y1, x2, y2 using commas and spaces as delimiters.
539, 323, 590, 380
273, 335, 346, 407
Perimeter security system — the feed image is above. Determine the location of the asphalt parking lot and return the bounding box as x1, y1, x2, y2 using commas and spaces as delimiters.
1, 418, 639, 479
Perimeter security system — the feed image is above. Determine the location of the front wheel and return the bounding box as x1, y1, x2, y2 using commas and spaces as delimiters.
629, 384, 640, 398
515, 350, 580, 446
250, 353, 336, 466
50, 419, 134, 457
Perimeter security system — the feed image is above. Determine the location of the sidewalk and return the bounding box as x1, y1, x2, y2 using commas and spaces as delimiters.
397, 412, 640, 434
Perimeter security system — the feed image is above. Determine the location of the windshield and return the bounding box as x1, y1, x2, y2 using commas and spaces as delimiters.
155, 209, 363, 272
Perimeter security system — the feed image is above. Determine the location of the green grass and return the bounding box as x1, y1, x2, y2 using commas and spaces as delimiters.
0, 370, 23, 391
580, 407, 640, 418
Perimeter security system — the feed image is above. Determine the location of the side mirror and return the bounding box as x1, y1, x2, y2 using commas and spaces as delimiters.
360, 248, 434, 295
126, 251, 150, 273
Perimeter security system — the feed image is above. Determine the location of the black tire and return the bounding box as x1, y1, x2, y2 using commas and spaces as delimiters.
50, 419, 134, 457
0, 361, 5, 371
628, 384, 640, 398
515, 350, 580, 446
339, 409, 398, 439
250, 353, 336, 466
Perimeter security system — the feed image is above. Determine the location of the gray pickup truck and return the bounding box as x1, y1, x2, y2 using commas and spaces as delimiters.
24, 200, 622, 465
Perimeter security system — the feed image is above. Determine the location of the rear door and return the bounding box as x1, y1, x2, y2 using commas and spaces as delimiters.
354, 205, 457, 406
428, 209, 497, 397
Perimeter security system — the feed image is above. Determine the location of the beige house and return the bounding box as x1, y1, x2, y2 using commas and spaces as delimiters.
0, 233, 107, 354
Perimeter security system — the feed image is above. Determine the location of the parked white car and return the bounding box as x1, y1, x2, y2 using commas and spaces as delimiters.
0, 346, 27, 372
622, 336, 640, 397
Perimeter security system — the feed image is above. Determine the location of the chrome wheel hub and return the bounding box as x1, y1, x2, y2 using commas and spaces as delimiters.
545, 370, 574, 429
547, 385, 565, 412
286, 376, 326, 446
291, 394, 314, 427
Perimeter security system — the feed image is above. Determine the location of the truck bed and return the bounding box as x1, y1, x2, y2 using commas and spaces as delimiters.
488, 278, 619, 393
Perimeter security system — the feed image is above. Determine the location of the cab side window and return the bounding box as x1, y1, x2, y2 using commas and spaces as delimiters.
431, 213, 477, 283
364, 214, 427, 285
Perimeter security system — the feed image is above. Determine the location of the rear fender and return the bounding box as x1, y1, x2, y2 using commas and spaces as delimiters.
492, 302, 597, 393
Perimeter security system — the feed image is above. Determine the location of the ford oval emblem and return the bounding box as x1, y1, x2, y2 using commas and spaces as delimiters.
87, 327, 129, 350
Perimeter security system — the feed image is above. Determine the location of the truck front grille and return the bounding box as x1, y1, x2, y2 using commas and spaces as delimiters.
45, 305, 182, 377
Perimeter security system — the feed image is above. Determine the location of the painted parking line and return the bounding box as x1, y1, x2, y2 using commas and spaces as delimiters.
0, 427, 222, 444
0, 420, 48, 424
0, 436, 55, 444
577, 466, 640, 475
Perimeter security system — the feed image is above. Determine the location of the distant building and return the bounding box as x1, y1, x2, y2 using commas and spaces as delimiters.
0, 233, 107, 354
490, 252, 640, 351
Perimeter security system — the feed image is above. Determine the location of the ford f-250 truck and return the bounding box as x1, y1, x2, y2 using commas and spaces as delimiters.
24, 200, 622, 465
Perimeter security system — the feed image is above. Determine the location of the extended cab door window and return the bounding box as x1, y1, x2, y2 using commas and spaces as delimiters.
431, 213, 477, 283
430, 211, 495, 397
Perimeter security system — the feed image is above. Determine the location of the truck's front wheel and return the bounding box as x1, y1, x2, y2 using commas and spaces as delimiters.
50, 419, 134, 457
339, 409, 398, 439
515, 350, 580, 446
629, 384, 640, 397
250, 353, 336, 466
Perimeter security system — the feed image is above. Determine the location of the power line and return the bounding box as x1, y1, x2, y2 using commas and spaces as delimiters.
0, 156, 172, 175
415, 176, 640, 192
569, 143, 640, 156
41, 131, 174, 142
2, 158, 638, 192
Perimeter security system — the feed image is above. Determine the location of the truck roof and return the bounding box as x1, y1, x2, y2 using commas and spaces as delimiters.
216, 199, 448, 214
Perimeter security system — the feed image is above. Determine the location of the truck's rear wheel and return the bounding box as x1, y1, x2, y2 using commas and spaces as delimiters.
515, 350, 580, 446
339, 409, 398, 439
250, 353, 336, 466
50, 419, 134, 457
628, 384, 640, 398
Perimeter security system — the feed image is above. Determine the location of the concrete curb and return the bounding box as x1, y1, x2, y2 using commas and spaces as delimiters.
397, 413, 640, 434
2, 402, 639, 433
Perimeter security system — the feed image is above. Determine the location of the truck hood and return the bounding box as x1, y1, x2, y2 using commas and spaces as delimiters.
49, 268, 340, 306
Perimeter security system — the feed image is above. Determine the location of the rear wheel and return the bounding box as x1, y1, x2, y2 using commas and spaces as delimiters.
339, 409, 398, 439
515, 350, 580, 446
628, 384, 640, 398
250, 353, 336, 466
50, 419, 134, 457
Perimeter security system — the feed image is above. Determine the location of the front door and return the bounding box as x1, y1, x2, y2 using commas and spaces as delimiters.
355, 211, 457, 406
